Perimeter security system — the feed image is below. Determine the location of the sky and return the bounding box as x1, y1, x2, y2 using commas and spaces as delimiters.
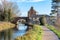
0, 0, 52, 17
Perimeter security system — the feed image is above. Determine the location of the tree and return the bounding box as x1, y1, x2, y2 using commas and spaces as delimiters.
0, 0, 20, 21
0, 4, 4, 21
0, 1, 20, 40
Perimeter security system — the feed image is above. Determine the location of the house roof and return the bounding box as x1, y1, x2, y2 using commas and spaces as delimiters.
28, 7, 37, 13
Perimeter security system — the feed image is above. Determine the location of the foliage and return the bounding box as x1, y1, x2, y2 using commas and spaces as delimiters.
39, 17, 44, 25
15, 25, 43, 40
46, 24, 60, 38
0, 4, 4, 21
0, 14, 5, 21
0, 0, 20, 21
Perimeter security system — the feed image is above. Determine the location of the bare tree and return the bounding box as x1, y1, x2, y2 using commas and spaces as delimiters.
0, 0, 20, 21
0, 4, 4, 21
0, 0, 20, 40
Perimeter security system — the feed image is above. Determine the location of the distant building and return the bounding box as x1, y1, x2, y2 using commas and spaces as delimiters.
28, 7, 40, 24
28, 6, 51, 25
12, 7, 51, 25
28, 7, 36, 17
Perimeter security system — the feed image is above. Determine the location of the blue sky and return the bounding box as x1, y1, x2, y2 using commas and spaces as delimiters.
0, 0, 52, 17
17, 0, 52, 17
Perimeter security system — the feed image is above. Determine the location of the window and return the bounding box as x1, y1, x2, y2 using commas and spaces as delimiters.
33, 18, 35, 21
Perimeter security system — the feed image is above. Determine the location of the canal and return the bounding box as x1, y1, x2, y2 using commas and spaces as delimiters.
1, 23, 28, 40
13, 23, 27, 39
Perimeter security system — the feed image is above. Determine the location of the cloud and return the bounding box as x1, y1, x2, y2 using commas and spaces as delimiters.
0, 0, 2, 4
0, 0, 1, 2
28, 0, 44, 2
8, 0, 44, 2
0, 0, 44, 3
18, 0, 44, 2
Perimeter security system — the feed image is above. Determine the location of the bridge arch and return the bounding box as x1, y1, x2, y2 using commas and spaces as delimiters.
17, 19, 26, 24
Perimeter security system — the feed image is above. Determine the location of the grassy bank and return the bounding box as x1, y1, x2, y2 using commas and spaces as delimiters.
15, 25, 43, 40
46, 24, 60, 39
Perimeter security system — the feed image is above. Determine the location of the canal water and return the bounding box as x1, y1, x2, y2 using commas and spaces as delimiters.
1, 23, 27, 40
13, 23, 27, 39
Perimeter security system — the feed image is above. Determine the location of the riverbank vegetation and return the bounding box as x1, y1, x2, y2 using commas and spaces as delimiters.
15, 25, 43, 40
0, 22, 15, 40
46, 24, 60, 39
0, 22, 15, 31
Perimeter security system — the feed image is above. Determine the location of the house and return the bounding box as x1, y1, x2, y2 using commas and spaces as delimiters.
12, 7, 51, 25
28, 7, 51, 25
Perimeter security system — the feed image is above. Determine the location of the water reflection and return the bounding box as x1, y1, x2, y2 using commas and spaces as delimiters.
17, 23, 27, 30
13, 23, 27, 39
13, 30, 26, 39
1, 22, 27, 40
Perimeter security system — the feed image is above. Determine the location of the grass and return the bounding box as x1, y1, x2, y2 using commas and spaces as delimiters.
33, 25, 43, 40
0, 22, 15, 31
46, 24, 60, 39
15, 24, 43, 40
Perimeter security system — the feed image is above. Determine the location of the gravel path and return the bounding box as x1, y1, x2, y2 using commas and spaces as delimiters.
42, 26, 59, 40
